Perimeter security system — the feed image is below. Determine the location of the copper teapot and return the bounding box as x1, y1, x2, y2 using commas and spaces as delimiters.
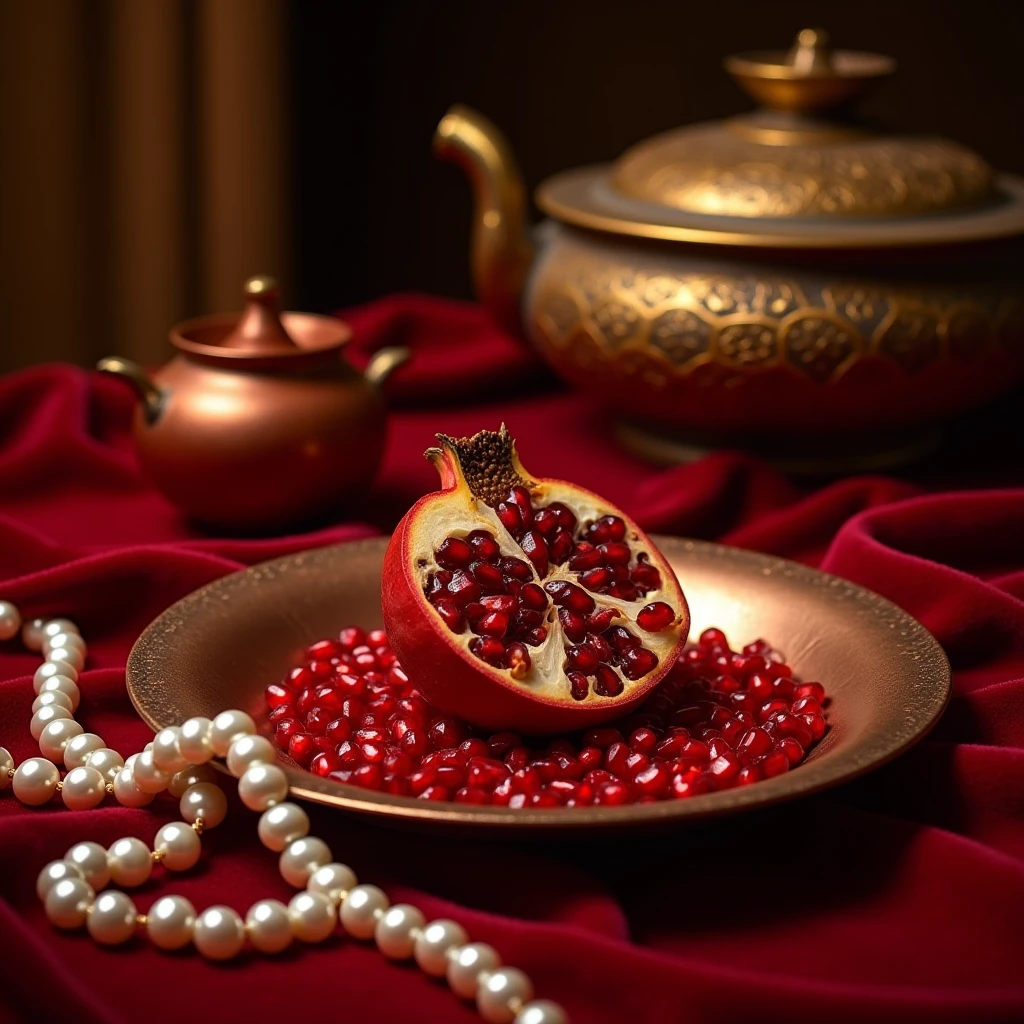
98, 276, 408, 529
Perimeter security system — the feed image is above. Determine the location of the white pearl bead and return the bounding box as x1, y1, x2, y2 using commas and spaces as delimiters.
279, 836, 332, 888
39, 717, 83, 761
179, 781, 227, 828
61, 765, 107, 809
42, 618, 79, 642
167, 763, 216, 798
34, 661, 78, 694
246, 899, 293, 953
477, 967, 535, 1023
22, 616, 47, 650
308, 862, 357, 901
45, 877, 94, 929
226, 734, 276, 777
84, 747, 124, 782
87, 890, 137, 945
238, 762, 288, 811
209, 709, 256, 757
32, 690, 74, 715
177, 716, 213, 764
414, 918, 469, 977
30, 704, 73, 741
113, 766, 154, 807
48, 645, 85, 673
44, 631, 86, 658
36, 859, 84, 901
448, 942, 502, 999
287, 890, 337, 943
0, 746, 11, 790
37, 674, 80, 709
106, 837, 152, 887
193, 905, 245, 960
124, 752, 140, 771
151, 726, 189, 774
257, 802, 309, 852
0, 600, 21, 640
339, 884, 389, 940
12, 756, 60, 805
131, 750, 169, 794
65, 841, 111, 890
515, 1000, 568, 1024
154, 821, 201, 871
63, 732, 105, 769
375, 903, 426, 959
147, 895, 196, 950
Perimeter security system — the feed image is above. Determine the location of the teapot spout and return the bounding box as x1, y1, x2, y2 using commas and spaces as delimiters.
434, 105, 533, 336
97, 357, 166, 424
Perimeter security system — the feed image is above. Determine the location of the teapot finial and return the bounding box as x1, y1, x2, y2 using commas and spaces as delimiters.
220, 274, 301, 352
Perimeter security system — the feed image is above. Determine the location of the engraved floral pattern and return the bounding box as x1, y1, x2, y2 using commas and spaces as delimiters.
783, 314, 862, 383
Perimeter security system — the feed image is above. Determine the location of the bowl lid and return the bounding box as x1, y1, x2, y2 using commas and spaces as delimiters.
537, 30, 1024, 248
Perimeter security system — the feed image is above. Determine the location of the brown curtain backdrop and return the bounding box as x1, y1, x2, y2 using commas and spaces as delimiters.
0, 0, 292, 374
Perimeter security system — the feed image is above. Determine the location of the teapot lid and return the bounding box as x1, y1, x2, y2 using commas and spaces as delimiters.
536, 29, 1024, 249
171, 276, 352, 367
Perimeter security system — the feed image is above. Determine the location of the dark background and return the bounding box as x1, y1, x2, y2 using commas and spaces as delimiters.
291, 0, 1024, 313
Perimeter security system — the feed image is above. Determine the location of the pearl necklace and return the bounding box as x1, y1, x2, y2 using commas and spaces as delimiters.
0, 600, 566, 1024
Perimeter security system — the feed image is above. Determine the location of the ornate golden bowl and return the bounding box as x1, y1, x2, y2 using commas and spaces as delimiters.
126, 537, 950, 837
436, 30, 1024, 467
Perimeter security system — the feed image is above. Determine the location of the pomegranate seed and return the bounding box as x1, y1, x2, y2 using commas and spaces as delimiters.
338, 626, 366, 649
558, 607, 587, 642
288, 732, 315, 766
791, 696, 824, 717
504, 746, 530, 772
547, 529, 575, 564
636, 601, 675, 632
467, 529, 501, 562
632, 763, 669, 796
620, 646, 659, 680
506, 485, 534, 522
593, 664, 624, 697
471, 561, 505, 591
506, 642, 531, 677
524, 626, 548, 646
761, 750, 790, 777
569, 545, 604, 571
496, 502, 524, 534
474, 611, 509, 638
757, 698, 790, 724
772, 713, 813, 748
594, 779, 632, 805
435, 537, 473, 570
778, 737, 804, 765
629, 727, 659, 754
800, 712, 827, 741
579, 567, 612, 590
567, 671, 589, 701
470, 637, 507, 667
517, 529, 547, 575
738, 726, 773, 760
455, 786, 489, 804
429, 717, 467, 749
630, 562, 660, 589
265, 683, 292, 708
562, 583, 596, 615
586, 607, 617, 633
771, 676, 796, 699
566, 644, 600, 674
532, 507, 560, 536
737, 764, 763, 785
500, 556, 533, 581
434, 599, 464, 632
699, 627, 727, 648
607, 626, 641, 652
516, 582, 546, 610
399, 728, 428, 757
795, 682, 826, 703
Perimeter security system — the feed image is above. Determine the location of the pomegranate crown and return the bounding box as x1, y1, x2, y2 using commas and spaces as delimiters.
424, 425, 532, 507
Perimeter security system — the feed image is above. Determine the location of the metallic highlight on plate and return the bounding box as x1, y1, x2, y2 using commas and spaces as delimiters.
127, 537, 951, 835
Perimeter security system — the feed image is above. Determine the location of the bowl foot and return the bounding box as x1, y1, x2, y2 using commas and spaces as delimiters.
614, 419, 944, 477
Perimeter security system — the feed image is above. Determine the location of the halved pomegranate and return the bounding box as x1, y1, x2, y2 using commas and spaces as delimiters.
382, 426, 689, 732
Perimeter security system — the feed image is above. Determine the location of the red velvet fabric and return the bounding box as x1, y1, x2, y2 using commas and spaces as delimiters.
1, 294, 1023, 1023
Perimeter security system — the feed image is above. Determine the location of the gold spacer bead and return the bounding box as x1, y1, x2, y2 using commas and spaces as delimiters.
191, 816, 205, 835
105, 783, 114, 794
6, 768, 13, 779
55, 781, 63, 792
136, 914, 148, 927
151, 849, 166, 863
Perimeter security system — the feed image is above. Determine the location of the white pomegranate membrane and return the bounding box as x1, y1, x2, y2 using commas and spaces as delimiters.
265, 626, 830, 806
424, 495, 672, 700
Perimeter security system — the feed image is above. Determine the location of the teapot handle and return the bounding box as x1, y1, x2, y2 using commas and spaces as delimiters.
363, 346, 411, 388
96, 357, 166, 424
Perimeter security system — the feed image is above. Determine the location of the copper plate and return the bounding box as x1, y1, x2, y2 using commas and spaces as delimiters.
127, 537, 950, 835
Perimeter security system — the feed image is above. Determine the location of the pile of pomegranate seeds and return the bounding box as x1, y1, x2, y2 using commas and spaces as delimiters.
265, 625, 829, 807
423, 487, 671, 700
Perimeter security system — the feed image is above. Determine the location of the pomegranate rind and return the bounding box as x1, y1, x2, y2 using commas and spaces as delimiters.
382, 431, 690, 733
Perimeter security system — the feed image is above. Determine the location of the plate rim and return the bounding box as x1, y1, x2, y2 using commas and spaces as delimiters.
126, 536, 952, 832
